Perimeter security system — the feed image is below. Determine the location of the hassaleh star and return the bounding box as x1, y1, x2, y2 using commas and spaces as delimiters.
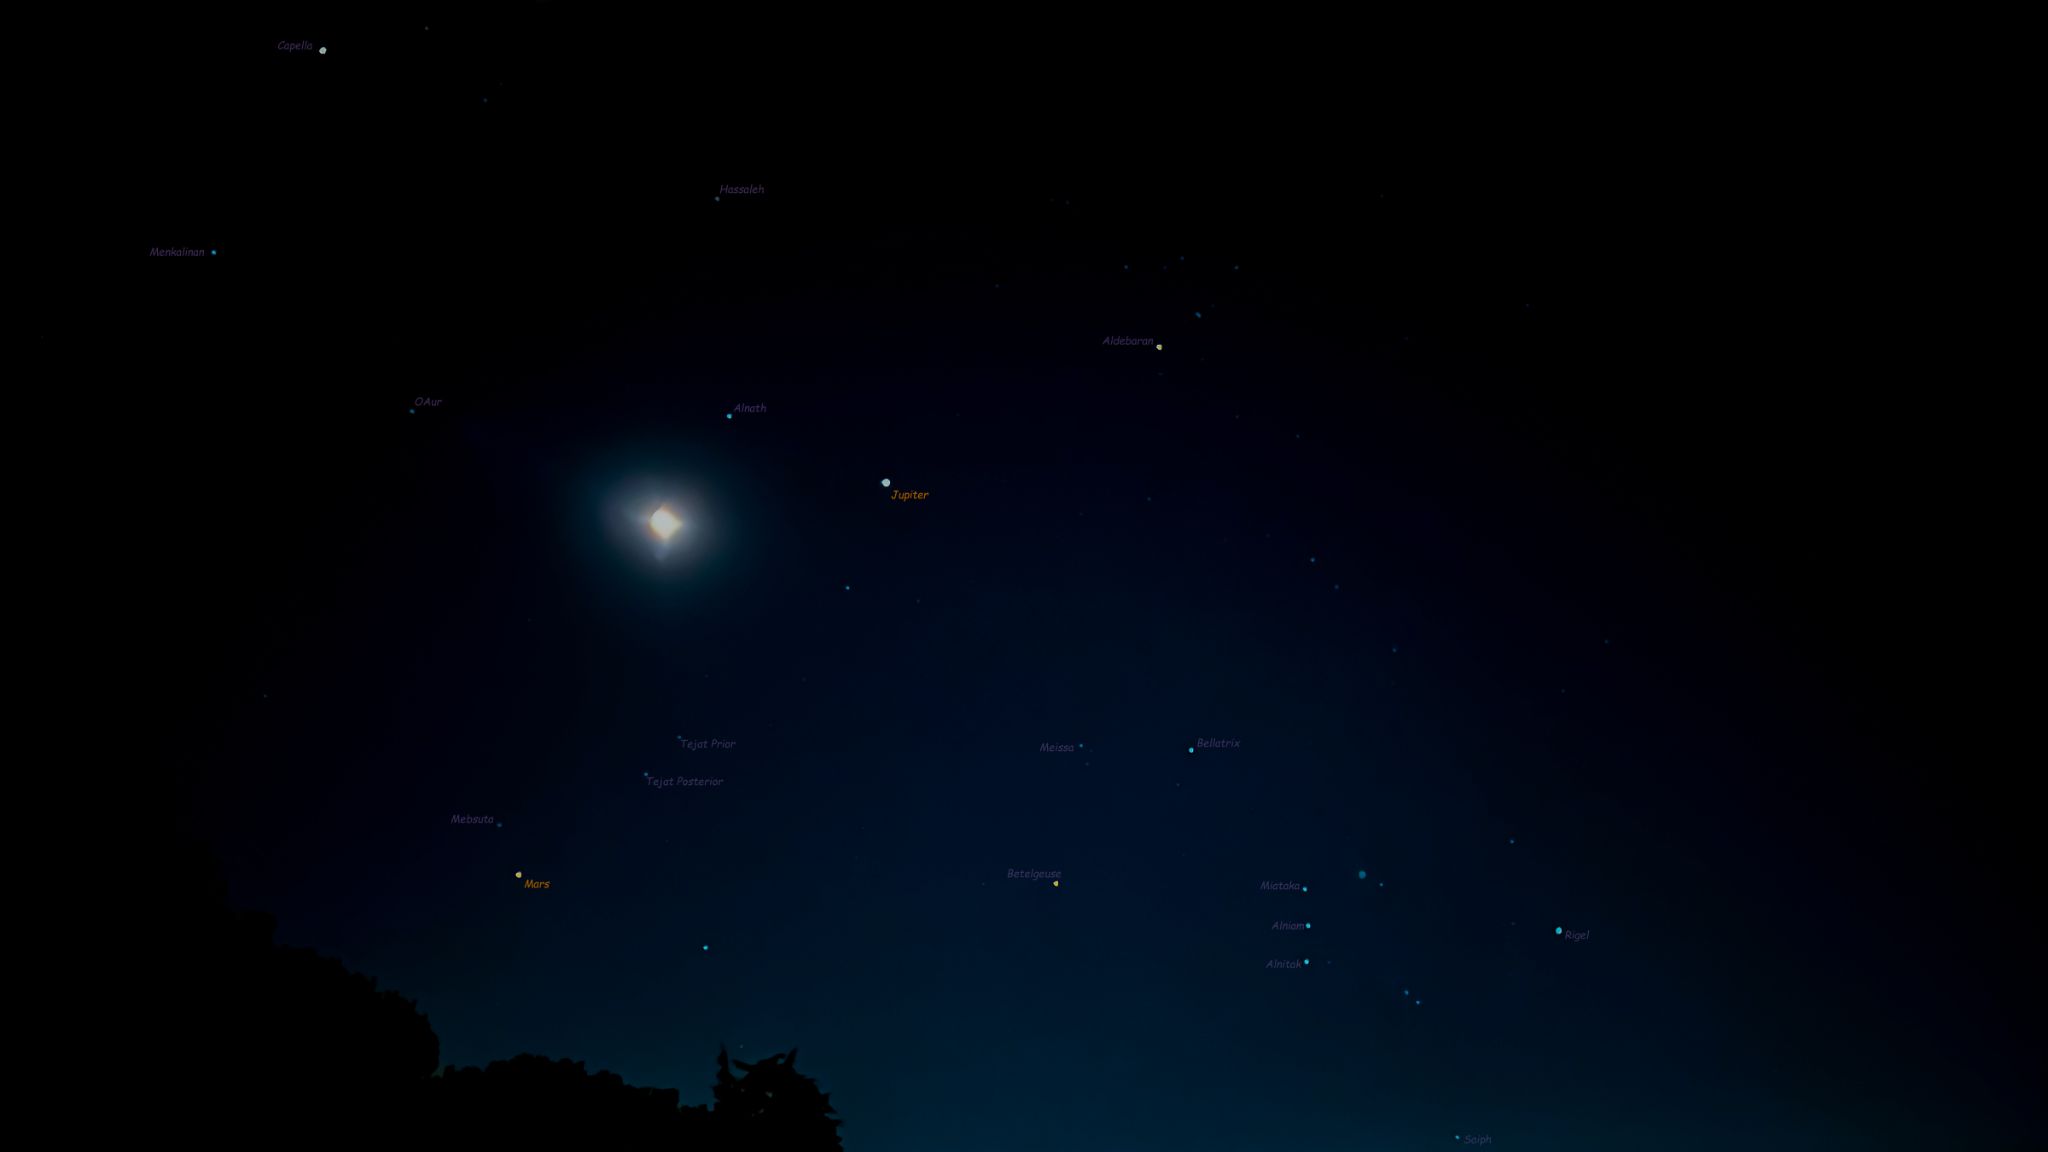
649, 506, 682, 540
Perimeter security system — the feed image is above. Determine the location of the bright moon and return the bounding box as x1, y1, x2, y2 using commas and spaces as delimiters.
649, 507, 682, 540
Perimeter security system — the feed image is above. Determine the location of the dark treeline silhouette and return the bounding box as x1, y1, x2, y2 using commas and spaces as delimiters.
152, 840, 842, 1147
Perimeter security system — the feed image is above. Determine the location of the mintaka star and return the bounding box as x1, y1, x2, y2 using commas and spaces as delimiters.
649, 507, 682, 541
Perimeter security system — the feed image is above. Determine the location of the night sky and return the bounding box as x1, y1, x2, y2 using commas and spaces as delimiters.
124, 12, 2039, 1150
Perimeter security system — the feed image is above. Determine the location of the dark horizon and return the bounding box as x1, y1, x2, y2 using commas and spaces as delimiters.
113, 12, 2039, 1149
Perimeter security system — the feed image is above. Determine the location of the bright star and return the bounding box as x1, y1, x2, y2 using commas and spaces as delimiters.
649, 507, 682, 540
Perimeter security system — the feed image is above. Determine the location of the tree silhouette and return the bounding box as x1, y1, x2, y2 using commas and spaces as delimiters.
714, 1046, 845, 1150
151, 847, 441, 1138
150, 839, 845, 1148
427, 1054, 716, 1144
